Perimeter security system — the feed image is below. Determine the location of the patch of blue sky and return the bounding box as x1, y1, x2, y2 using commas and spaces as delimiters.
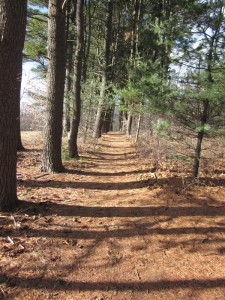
28, 3, 48, 13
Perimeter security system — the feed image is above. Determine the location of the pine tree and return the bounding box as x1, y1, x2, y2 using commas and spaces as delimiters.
68, 0, 85, 157
40, 0, 66, 173
0, 0, 27, 211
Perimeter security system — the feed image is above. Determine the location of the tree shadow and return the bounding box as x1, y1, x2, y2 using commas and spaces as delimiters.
1, 274, 225, 292
85, 151, 137, 160
13, 200, 225, 219
20, 179, 148, 190
1, 223, 225, 240
97, 143, 133, 149
72, 169, 149, 177
19, 175, 225, 191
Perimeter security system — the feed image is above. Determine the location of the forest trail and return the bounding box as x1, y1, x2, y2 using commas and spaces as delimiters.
1, 132, 225, 299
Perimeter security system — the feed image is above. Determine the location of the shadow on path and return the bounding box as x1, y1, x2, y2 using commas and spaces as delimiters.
1, 274, 225, 292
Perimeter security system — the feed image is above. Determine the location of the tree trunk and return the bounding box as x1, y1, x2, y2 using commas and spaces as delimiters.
192, 131, 204, 179
126, 111, 133, 136
102, 108, 113, 133
192, 100, 209, 179
63, 0, 73, 133
83, 0, 92, 81
125, 0, 140, 136
16, 59, 25, 151
93, 0, 113, 139
93, 76, 106, 138
192, 42, 214, 179
130, 0, 140, 63
122, 111, 127, 133
69, 0, 84, 158
63, 39, 73, 133
119, 111, 123, 132
0, 0, 27, 211
135, 114, 141, 143
41, 0, 66, 173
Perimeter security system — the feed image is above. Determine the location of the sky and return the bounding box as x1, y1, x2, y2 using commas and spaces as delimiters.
21, 4, 48, 105
21, 62, 46, 105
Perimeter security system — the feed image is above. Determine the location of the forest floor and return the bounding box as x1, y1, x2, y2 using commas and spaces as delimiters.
1, 132, 225, 299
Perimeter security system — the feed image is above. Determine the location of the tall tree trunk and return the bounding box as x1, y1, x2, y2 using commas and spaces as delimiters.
125, 0, 140, 137
93, 0, 113, 139
64, 39, 73, 133
0, 0, 27, 211
63, 0, 73, 133
68, 0, 84, 158
130, 0, 140, 63
16, 59, 25, 151
41, 0, 66, 173
83, 0, 91, 81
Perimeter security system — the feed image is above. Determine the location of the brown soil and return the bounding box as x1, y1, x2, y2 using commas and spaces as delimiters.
1, 132, 225, 300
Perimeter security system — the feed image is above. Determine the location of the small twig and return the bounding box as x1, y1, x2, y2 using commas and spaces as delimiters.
181, 181, 196, 191
19, 244, 25, 250
7, 236, 14, 245
0, 214, 9, 218
10, 215, 17, 227
62, 0, 68, 10
0, 287, 6, 297
15, 207, 31, 214
34, 173, 49, 179
136, 269, 141, 280
182, 177, 185, 188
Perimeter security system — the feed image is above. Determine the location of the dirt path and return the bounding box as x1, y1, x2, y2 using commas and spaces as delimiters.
1, 132, 225, 299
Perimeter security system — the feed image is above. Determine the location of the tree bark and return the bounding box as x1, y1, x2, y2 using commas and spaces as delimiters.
125, 0, 140, 136
192, 100, 209, 179
63, 39, 73, 133
68, 0, 84, 158
130, 0, 140, 63
93, 76, 106, 139
0, 0, 27, 211
135, 114, 141, 143
126, 111, 133, 136
93, 0, 113, 139
83, 0, 92, 81
63, 0, 73, 133
102, 108, 113, 133
16, 59, 25, 151
122, 111, 127, 133
41, 0, 66, 173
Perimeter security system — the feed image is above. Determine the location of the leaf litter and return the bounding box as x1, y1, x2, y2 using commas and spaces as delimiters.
1, 132, 225, 299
